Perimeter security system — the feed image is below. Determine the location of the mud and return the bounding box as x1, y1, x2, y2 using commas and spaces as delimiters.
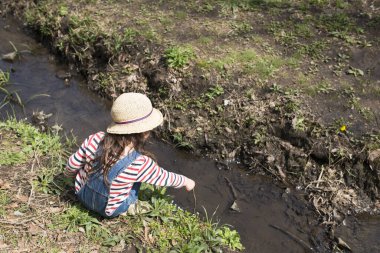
1, 15, 380, 253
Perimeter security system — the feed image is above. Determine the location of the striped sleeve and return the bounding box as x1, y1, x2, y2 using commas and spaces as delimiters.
64, 131, 105, 177
136, 155, 187, 188
104, 154, 187, 216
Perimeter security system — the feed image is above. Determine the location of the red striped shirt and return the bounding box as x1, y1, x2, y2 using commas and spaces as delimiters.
65, 131, 187, 216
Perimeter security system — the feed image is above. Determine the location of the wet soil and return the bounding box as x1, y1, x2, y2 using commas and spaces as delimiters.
1, 17, 380, 253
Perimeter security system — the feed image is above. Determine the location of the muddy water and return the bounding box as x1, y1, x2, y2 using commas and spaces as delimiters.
1, 18, 379, 252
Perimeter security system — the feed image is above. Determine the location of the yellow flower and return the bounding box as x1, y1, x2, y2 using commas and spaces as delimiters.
340, 125, 346, 132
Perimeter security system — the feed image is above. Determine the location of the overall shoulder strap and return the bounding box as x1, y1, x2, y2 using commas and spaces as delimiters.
107, 150, 141, 183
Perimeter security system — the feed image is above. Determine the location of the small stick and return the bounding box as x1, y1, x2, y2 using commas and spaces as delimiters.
316, 166, 324, 188
192, 189, 197, 213
27, 183, 34, 207
0, 216, 36, 225
224, 177, 238, 200
269, 224, 314, 252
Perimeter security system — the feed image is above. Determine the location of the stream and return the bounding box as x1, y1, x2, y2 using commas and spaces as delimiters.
1, 17, 379, 253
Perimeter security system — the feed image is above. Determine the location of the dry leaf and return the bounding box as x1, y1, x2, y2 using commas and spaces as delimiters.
16, 195, 29, 203
48, 207, 63, 213
28, 223, 42, 235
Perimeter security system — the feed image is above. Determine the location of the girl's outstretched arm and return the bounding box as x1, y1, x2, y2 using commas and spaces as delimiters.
133, 155, 195, 190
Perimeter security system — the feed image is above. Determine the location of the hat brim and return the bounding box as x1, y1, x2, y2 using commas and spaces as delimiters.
106, 108, 163, 134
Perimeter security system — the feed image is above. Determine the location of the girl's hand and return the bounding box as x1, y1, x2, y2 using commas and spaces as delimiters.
184, 178, 195, 191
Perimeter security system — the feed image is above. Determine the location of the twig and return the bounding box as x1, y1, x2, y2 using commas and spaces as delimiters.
192, 189, 197, 213
0, 216, 37, 225
224, 177, 238, 200
27, 183, 34, 207
316, 166, 325, 188
269, 224, 314, 252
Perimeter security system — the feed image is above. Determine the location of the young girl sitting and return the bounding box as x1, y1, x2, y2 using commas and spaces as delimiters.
64, 93, 195, 218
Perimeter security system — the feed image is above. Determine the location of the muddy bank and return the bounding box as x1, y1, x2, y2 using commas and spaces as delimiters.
0, 17, 333, 252
1, 16, 380, 253
1, 0, 380, 243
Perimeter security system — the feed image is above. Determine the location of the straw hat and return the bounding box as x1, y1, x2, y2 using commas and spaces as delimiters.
107, 93, 163, 134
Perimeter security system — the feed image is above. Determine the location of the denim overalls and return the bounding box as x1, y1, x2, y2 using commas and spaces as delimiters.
76, 150, 141, 218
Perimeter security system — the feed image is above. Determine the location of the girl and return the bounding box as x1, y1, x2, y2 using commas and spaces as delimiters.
65, 93, 195, 218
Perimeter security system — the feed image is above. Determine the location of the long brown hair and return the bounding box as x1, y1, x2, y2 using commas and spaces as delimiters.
87, 132, 155, 186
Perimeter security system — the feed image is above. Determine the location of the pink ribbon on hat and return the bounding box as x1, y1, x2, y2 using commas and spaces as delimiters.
115, 108, 153, 124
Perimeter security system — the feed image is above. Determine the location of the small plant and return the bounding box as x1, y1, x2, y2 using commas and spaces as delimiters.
316, 81, 335, 94
0, 190, 11, 218
292, 116, 307, 131
231, 21, 252, 35
172, 132, 194, 150
0, 151, 26, 166
346, 66, 364, 77
204, 85, 224, 100
164, 46, 195, 69
298, 41, 327, 59
33, 168, 56, 194
216, 226, 244, 250
52, 206, 110, 239
270, 83, 283, 93
58, 5, 68, 16
123, 28, 138, 43
252, 128, 266, 145
0, 69, 10, 86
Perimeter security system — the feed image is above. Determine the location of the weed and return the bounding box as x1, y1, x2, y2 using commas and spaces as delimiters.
216, 226, 244, 250
346, 66, 364, 77
136, 184, 244, 251
0, 118, 63, 164
33, 167, 56, 194
124, 28, 138, 43
165, 46, 195, 69
316, 81, 335, 94
0, 69, 15, 110
58, 5, 68, 16
204, 85, 224, 100
52, 206, 110, 240
0, 190, 11, 217
252, 128, 267, 145
198, 36, 213, 45
198, 2, 215, 12
319, 13, 353, 33
367, 133, 380, 150
144, 28, 159, 42
294, 23, 313, 38
0, 69, 10, 86
298, 41, 327, 59
292, 116, 307, 131
174, 10, 187, 20
349, 96, 373, 119
231, 21, 252, 35
270, 83, 283, 93
69, 16, 98, 45
0, 120, 243, 251
0, 151, 27, 166
284, 98, 301, 114
172, 132, 194, 150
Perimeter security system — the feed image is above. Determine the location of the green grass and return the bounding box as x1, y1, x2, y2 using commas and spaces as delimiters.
198, 49, 288, 80
165, 45, 195, 69
0, 118, 61, 165
0, 190, 11, 218
0, 119, 243, 252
